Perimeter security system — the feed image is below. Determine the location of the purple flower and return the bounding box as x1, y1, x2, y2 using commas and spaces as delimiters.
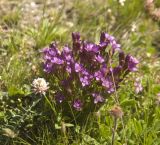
72, 32, 81, 51
111, 40, 121, 51
100, 33, 114, 46
107, 87, 115, 94
110, 66, 122, 76
94, 55, 105, 63
44, 62, 53, 73
75, 63, 83, 72
84, 43, 99, 53
62, 47, 74, 62
101, 77, 115, 93
92, 93, 104, 104
73, 99, 83, 111
80, 76, 90, 87
99, 32, 121, 52
66, 65, 72, 73
55, 93, 65, 103
94, 71, 103, 81
72, 32, 80, 42
94, 65, 107, 81
51, 57, 64, 64
101, 77, 111, 88
126, 55, 139, 71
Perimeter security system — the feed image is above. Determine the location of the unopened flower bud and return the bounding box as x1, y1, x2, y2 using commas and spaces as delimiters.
110, 106, 123, 118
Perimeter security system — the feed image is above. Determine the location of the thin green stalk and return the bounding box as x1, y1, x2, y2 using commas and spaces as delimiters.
111, 117, 117, 145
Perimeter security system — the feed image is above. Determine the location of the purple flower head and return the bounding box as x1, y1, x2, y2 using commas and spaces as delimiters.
111, 40, 121, 51
94, 64, 107, 81
73, 99, 83, 111
72, 32, 80, 42
94, 55, 105, 63
66, 65, 72, 73
72, 32, 81, 51
101, 78, 110, 88
110, 66, 122, 76
100, 32, 121, 53
107, 87, 115, 94
43, 62, 53, 73
75, 63, 83, 72
80, 76, 90, 87
125, 55, 139, 71
49, 43, 60, 55
43, 45, 59, 61
51, 57, 64, 64
100, 33, 114, 46
62, 46, 74, 62
62, 46, 72, 56
92, 93, 104, 104
94, 71, 103, 81
55, 92, 65, 103
63, 46, 71, 53
84, 42, 99, 53
101, 77, 115, 93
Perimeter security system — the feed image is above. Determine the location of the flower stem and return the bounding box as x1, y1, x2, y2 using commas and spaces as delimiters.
111, 117, 117, 145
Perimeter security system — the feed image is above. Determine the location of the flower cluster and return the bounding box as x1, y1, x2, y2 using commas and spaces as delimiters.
43, 32, 138, 111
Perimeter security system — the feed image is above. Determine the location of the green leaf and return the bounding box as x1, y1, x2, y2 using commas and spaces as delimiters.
55, 124, 61, 130
121, 99, 136, 107
0, 112, 4, 119
65, 123, 74, 127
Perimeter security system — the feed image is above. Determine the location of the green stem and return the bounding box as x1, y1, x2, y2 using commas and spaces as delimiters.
111, 117, 117, 145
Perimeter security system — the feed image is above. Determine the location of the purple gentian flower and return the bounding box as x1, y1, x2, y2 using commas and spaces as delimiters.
92, 93, 104, 104
75, 63, 82, 72
126, 55, 139, 71
80, 76, 90, 87
111, 40, 121, 51
55, 93, 65, 103
72, 32, 80, 42
84, 43, 99, 53
43, 62, 53, 73
51, 57, 64, 64
101, 78, 115, 93
73, 99, 83, 111
94, 55, 105, 63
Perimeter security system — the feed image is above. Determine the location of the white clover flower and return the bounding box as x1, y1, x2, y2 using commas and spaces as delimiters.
32, 78, 49, 95
119, 0, 126, 6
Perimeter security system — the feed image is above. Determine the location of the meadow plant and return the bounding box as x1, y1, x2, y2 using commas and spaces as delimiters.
32, 77, 49, 95
42, 32, 138, 122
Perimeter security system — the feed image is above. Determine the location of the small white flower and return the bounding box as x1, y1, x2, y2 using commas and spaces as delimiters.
107, 9, 112, 13
134, 78, 143, 94
119, 0, 126, 6
32, 78, 49, 95
131, 23, 137, 32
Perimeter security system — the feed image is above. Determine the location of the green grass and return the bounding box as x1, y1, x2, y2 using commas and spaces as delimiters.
0, 0, 160, 144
